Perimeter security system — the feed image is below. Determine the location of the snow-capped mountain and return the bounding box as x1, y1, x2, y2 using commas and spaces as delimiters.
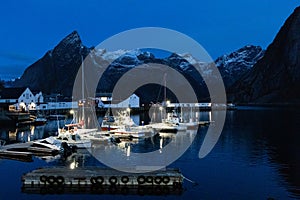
13, 31, 265, 102
215, 45, 265, 87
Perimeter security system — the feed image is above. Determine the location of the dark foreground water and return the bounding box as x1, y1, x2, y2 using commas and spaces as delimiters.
0, 107, 299, 199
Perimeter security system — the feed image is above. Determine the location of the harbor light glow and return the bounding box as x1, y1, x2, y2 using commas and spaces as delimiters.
70, 160, 78, 170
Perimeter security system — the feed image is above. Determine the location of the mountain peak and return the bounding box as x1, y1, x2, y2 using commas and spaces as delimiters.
59, 30, 82, 47
51, 31, 86, 68
52, 31, 83, 57
13, 31, 90, 95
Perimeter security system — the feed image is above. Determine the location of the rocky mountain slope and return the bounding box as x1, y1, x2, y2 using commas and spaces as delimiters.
13, 31, 91, 96
229, 7, 300, 103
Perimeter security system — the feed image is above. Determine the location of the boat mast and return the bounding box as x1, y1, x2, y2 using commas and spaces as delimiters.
81, 47, 85, 128
163, 73, 167, 120
56, 94, 60, 134
164, 73, 167, 105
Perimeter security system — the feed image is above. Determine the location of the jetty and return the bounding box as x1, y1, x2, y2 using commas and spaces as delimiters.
0, 150, 33, 162
0, 141, 62, 162
22, 167, 183, 195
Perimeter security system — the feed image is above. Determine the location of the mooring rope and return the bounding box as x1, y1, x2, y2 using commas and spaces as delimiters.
182, 175, 198, 186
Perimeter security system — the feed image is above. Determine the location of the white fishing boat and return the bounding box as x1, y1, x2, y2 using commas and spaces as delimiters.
56, 133, 92, 149
179, 121, 198, 129
110, 126, 146, 138
101, 110, 135, 131
80, 131, 112, 143
62, 122, 97, 135
148, 110, 187, 133
32, 136, 62, 151
147, 123, 181, 133
178, 106, 199, 129
148, 74, 187, 133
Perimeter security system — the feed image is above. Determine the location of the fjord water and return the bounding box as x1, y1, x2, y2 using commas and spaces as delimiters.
0, 107, 299, 199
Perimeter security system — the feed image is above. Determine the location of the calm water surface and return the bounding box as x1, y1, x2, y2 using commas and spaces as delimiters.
0, 107, 299, 199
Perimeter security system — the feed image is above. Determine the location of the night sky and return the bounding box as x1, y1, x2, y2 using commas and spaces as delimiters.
0, 0, 299, 79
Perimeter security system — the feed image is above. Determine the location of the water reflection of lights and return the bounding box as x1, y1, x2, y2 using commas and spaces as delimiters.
30, 126, 35, 135
126, 145, 131, 157
70, 159, 79, 170
159, 137, 163, 153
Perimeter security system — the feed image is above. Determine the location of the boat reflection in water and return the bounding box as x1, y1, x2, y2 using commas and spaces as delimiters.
0, 125, 46, 144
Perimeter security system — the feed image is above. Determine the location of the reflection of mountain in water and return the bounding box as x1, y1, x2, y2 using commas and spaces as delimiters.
262, 109, 300, 197
222, 108, 300, 198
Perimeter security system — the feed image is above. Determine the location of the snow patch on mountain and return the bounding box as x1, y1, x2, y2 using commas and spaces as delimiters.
216, 45, 265, 87
215, 45, 264, 71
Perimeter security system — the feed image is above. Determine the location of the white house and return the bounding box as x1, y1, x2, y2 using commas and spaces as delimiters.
34, 91, 44, 104
104, 94, 140, 108
0, 87, 44, 111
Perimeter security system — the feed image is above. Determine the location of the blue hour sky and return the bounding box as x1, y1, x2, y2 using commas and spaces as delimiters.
0, 0, 299, 79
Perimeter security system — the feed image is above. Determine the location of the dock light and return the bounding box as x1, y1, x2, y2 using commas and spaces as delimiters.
70, 109, 74, 115
166, 100, 171, 106
70, 160, 78, 169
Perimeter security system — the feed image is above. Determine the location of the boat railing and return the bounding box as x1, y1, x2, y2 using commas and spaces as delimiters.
0, 140, 6, 147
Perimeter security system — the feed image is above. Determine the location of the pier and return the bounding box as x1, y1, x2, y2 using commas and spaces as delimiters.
22, 167, 183, 195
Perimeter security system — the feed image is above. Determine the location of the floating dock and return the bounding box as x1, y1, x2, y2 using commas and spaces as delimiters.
22, 167, 183, 195
0, 150, 33, 162
198, 121, 211, 126
0, 141, 60, 162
